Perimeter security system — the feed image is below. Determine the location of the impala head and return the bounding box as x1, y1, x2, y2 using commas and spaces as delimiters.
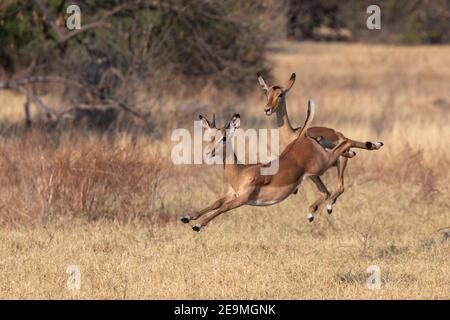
199, 113, 241, 158
257, 73, 296, 116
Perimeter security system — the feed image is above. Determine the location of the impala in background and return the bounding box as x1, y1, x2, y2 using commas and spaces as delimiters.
257, 73, 382, 216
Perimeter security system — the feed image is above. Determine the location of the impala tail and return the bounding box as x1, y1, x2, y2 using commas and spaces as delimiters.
297, 99, 315, 139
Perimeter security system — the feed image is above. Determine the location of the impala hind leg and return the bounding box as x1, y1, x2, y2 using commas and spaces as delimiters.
347, 140, 383, 151
329, 137, 382, 164
326, 156, 348, 215
180, 196, 228, 224
324, 138, 382, 214
343, 150, 356, 158
307, 176, 330, 222
328, 139, 382, 167
192, 194, 250, 232
315, 136, 356, 158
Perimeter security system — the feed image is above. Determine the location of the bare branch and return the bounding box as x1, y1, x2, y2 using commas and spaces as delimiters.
24, 95, 32, 128
17, 87, 57, 120
105, 99, 151, 119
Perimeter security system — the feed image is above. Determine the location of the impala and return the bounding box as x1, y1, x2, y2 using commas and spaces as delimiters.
257, 73, 379, 215
180, 101, 383, 232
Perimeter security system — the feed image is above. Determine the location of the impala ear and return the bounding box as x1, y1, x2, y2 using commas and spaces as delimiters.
284, 73, 296, 92
257, 73, 269, 92
211, 113, 216, 128
229, 113, 241, 130
199, 114, 211, 129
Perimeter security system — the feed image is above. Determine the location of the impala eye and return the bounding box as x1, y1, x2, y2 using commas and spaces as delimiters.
278, 93, 284, 98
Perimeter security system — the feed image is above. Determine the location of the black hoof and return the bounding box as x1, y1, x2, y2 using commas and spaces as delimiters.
380, 142, 384, 146
293, 188, 298, 195
327, 208, 333, 215
192, 225, 202, 232
307, 214, 314, 223
180, 216, 190, 224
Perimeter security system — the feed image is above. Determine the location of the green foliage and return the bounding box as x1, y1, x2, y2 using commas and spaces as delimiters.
0, 2, 42, 70
0, 0, 273, 95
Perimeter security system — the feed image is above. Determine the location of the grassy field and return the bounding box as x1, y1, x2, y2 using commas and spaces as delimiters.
0, 42, 449, 299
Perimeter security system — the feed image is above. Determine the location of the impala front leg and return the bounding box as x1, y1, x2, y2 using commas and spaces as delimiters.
192, 193, 251, 232
307, 176, 330, 222
180, 196, 228, 224
326, 157, 348, 215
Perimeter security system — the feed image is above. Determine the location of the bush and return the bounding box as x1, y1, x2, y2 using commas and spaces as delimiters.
0, 0, 278, 109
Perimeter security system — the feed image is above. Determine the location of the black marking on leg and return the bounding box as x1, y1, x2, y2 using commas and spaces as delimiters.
192, 225, 201, 232
318, 137, 335, 149
180, 216, 190, 224
365, 141, 374, 149
293, 188, 298, 195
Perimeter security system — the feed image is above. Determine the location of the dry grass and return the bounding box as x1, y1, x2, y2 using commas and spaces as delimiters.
0, 42, 449, 299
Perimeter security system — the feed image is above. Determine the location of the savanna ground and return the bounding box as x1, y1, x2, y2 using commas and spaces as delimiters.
0, 42, 449, 299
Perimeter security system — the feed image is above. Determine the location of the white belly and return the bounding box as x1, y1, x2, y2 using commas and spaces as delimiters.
247, 199, 280, 207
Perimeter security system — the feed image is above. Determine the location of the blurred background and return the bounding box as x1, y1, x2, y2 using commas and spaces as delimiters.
0, 0, 449, 133
0, 0, 449, 299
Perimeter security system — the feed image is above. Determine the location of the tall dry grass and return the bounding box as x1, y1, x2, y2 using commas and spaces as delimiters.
0, 131, 177, 227
0, 42, 449, 299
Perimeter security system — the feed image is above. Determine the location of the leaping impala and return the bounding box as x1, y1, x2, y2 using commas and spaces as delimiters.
180, 101, 383, 232
257, 73, 380, 216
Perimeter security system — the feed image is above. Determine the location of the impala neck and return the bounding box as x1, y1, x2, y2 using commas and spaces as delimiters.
222, 143, 240, 179
276, 100, 295, 146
